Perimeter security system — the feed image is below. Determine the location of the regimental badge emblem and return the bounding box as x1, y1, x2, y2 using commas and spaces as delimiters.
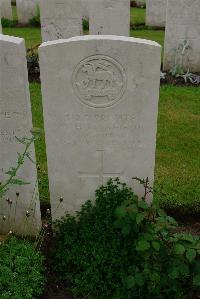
72, 55, 127, 108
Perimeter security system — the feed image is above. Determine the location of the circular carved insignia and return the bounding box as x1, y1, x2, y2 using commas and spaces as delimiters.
72, 55, 127, 108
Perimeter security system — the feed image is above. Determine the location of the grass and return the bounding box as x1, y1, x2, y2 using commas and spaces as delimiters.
131, 7, 146, 25
131, 30, 164, 50
155, 86, 200, 217
30, 83, 49, 204
29, 83, 200, 217
3, 27, 41, 48
2, 27, 164, 54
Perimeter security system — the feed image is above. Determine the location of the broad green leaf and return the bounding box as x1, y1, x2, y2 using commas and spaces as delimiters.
152, 241, 160, 251
115, 207, 126, 218
126, 276, 135, 289
157, 209, 166, 217
186, 249, 196, 263
178, 233, 195, 243
174, 244, 185, 255
135, 273, 145, 286
138, 200, 148, 210
136, 240, 150, 252
169, 268, 179, 279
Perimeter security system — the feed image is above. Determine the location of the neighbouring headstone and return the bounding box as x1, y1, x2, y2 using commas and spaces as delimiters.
39, 0, 82, 42
0, 4, 2, 33
135, 0, 146, 7
1, 0, 13, 20
0, 34, 41, 235
16, 0, 38, 24
146, 0, 166, 27
164, 0, 200, 72
89, 0, 130, 36
39, 35, 161, 221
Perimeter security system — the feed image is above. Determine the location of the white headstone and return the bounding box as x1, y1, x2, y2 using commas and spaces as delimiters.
1, 0, 13, 20
39, 0, 82, 42
0, 4, 2, 33
82, 0, 90, 19
16, 0, 38, 24
39, 35, 161, 220
89, 0, 130, 36
135, 0, 146, 7
164, 0, 200, 72
0, 35, 41, 235
146, 0, 166, 27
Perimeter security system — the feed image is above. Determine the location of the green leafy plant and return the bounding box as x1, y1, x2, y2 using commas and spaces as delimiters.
0, 237, 45, 299
179, 70, 200, 85
82, 18, 89, 31
170, 40, 192, 77
29, 6, 40, 27
0, 131, 40, 201
1, 18, 17, 28
27, 46, 40, 80
55, 179, 200, 299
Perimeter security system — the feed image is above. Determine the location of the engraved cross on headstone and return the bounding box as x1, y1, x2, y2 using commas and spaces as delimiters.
79, 150, 124, 186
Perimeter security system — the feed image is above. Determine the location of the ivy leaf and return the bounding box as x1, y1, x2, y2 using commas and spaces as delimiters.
115, 207, 126, 218
135, 273, 145, 286
152, 241, 160, 251
125, 276, 135, 289
186, 249, 196, 263
169, 267, 179, 279
193, 275, 200, 287
136, 240, 150, 252
174, 244, 185, 255
178, 233, 196, 243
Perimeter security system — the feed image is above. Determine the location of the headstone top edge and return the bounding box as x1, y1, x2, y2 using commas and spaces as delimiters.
0, 34, 25, 45
39, 35, 161, 50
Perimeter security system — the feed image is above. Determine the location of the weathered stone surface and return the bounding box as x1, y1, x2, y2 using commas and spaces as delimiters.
164, 0, 200, 72
0, 35, 41, 235
0, 4, 2, 33
90, 0, 130, 36
16, 0, 38, 24
135, 0, 146, 7
1, 0, 13, 20
39, 0, 82, 42
39, 35, 161, 220
146, 0, 166, 27
82, 0, 90, 19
